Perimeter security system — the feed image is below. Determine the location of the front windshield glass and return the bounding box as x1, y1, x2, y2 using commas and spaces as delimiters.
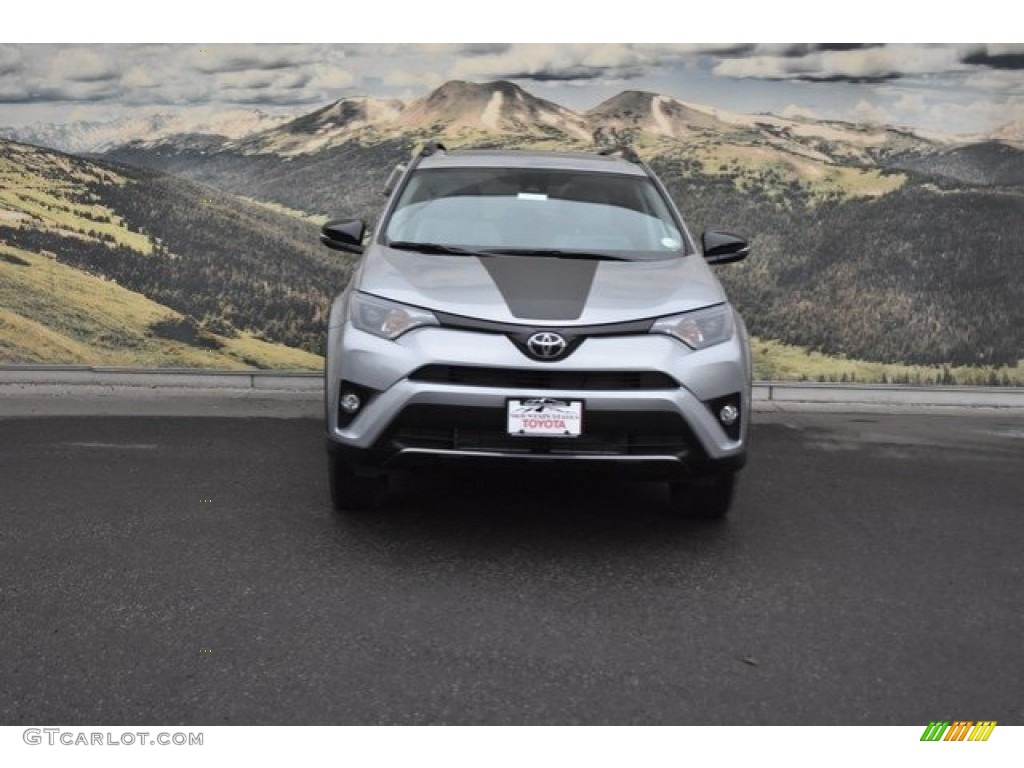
383, 167, 688, 258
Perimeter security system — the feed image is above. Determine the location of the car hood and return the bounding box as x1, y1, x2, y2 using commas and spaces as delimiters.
358, 247, 727, 325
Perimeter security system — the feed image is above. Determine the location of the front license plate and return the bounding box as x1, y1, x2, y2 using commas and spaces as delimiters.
507, 398, 583, 437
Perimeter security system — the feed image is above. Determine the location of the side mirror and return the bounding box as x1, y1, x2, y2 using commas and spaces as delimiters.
320, 219, 366, 255
701, 230, 749, 265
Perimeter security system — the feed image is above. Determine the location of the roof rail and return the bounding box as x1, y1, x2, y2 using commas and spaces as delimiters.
419, 140, 447, 157
382, 140, 447, 199
598, 145, 641, 164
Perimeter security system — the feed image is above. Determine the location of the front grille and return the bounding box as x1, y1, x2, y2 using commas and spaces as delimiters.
409, 365, 679, 391
382, 404, 698, 458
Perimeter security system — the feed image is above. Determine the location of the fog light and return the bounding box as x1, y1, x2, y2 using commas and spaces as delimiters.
719, 403, 739, 426
340, 392, 362, 414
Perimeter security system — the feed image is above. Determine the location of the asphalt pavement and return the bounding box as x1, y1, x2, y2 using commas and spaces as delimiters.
1, 404, 1022, 725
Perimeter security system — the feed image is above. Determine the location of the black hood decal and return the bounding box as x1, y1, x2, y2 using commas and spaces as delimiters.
478, 256, 599, 321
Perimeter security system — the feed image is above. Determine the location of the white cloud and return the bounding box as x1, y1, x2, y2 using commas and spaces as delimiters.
190, 44, 319, 74
121, 66, 156, 89
0, 46, 22, 76
779, 104, 822, 120
851, 99, 891, 126
970, 43, 1024, 57
51, 47, 120, 83
961, 68, 1024, 95
451, 43, 653, 81
381, 69, 447, 90
216, 69, 285, 90
714, 45, 965, 82
307, 65, 357, 91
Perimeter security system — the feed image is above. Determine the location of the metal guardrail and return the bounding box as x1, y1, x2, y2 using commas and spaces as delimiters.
751, 382, 1024, 408
1, 366, 1023, 407
0, 365, 322, 391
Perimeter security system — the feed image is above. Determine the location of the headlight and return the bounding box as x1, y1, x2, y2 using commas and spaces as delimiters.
651, 304, 734, 350
349, 292, 439, 340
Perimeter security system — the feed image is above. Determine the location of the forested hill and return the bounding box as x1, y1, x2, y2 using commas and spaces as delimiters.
652, 157, 1024, 367
0, 139, 353, 358
104, 136, 414, 227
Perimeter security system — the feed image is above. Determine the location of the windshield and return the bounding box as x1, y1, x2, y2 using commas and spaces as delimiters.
383, 167, 689, 259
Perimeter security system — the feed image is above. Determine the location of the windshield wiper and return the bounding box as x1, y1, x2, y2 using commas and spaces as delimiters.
386, 241, 483, 256
480, 247, 631, 261
387, 242, 631, 261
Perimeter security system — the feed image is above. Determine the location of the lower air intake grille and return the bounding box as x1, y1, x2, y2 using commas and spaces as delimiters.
384, 405, 697, 458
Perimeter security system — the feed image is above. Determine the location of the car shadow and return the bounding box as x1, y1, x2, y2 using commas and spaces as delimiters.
327, 465, 741, 560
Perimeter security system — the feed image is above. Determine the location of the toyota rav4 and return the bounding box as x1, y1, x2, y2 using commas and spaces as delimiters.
320, 143, 751, 518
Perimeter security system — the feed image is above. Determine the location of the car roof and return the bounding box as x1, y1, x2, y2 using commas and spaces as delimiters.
417, 149, 648, 176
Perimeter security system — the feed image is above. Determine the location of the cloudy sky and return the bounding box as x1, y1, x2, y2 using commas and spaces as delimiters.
3, 25, 1022, 139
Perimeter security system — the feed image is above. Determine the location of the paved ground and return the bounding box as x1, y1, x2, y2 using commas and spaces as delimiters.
1, 405, 1022, 725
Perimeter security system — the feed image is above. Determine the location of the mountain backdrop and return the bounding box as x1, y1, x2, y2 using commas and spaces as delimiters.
2, 79, 1022, 381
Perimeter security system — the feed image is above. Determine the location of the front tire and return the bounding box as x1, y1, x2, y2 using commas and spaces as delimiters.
328, 453, 378, 512
669, 472, 737, 520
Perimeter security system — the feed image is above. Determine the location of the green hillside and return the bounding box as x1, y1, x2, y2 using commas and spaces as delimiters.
0, 139, 350, 366
0, 243, 321, 369
652, 158, 1024, 368
751, 337, 1024, 386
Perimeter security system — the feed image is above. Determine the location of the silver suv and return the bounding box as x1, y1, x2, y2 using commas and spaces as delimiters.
320, 143, 751, 518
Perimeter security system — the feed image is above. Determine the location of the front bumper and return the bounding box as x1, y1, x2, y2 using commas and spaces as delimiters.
325, 322, 750, 477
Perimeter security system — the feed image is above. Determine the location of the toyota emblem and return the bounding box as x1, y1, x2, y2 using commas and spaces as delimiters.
526, 331, 568, 360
